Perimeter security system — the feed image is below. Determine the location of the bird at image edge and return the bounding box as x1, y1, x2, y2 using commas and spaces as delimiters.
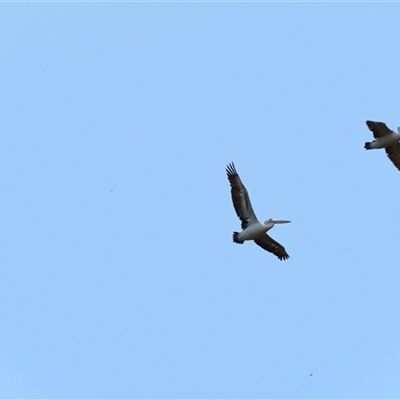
226, 162, 291, 261
365, 120, 400, 171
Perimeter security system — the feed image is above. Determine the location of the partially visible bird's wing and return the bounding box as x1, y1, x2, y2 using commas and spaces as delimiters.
366, 120, 393, 139
253, 234, 289, 260
226, 162, 258, 229
385, 143, 400, 171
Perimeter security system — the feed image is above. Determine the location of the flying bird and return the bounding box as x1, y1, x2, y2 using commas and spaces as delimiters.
364, 120, 400, 171
226, 162, 290, 260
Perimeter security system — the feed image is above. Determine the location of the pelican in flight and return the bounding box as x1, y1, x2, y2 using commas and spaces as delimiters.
226, 162, 290, 260
364, 120, 400, 171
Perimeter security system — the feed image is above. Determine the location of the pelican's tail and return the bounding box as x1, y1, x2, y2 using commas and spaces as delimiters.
233, 232, 244, 244
364, 142, 372, 150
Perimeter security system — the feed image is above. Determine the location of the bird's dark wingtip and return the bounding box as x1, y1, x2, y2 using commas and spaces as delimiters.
366, 120, 374, 130
225, 162, 237, 176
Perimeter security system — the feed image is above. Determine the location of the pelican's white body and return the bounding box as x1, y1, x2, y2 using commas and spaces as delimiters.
369, 128, 400, 149
237, 219, 289, 242
237, 221, 272, 241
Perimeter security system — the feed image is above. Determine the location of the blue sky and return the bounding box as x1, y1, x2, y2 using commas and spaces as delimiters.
2, 2, 400, 398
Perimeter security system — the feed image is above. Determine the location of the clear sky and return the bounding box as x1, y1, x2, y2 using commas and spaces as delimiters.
2, 2, 400, 398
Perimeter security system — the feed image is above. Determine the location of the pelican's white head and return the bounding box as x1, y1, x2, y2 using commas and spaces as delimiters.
397, 127, 400, 134
271, 219, 291, 224
264, 218, 291, 228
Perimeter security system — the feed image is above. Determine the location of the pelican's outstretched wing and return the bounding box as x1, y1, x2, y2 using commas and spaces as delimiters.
366, 121, 400, 170
386, 143, 400, 171
366, 120, 392, 138
226, 162, 258, 229
254, 234, 289, 261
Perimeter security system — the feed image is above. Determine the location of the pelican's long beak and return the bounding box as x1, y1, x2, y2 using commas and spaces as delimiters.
271, 219, 291, 224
